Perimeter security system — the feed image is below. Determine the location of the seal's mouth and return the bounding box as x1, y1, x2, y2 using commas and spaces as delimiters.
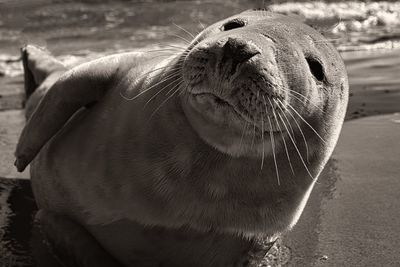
191, 92, 240, 114
188, 90, 283, 134
189, 91, 252, 122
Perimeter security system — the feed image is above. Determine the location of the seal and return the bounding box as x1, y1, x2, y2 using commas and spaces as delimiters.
15, 10, 348, 267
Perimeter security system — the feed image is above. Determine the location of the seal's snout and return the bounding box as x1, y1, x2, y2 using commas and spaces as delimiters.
221, 37, 260, 69
183, 34, 285, 131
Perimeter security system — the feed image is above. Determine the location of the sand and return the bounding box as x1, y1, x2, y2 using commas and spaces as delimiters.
285, 113, 400, 266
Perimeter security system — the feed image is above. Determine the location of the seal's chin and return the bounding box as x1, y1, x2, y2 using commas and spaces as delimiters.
183, 93, 245, 156
182, 90, 278, 157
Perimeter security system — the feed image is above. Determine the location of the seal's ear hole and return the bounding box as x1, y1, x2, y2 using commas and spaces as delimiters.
222, 19, 246, 31
306, 57, 325, 82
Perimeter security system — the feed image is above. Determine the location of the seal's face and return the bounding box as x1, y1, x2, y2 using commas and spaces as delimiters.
181, 10, 348, 162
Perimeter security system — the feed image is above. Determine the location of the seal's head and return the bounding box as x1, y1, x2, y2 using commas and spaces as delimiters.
177, 11, 348, 233
181, 10, 348, 164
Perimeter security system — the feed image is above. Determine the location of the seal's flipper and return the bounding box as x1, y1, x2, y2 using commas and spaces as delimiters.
21, 45, 38, 99
22, 45, 69, 120
22, 45, 66, 91
34, 210, 122, 267
15, 55, 124, 172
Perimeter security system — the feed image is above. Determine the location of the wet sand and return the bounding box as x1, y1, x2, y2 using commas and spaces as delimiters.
285, 113, 400, 266
344, 49, 400, 120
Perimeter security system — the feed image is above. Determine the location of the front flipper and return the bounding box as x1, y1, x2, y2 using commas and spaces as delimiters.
14, 54, 130, 172
33, 210, 122, 267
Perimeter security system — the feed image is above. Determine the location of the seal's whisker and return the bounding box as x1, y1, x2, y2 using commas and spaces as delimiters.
251, 122, 257, 148
126, 61, 184, 86
130, 65, 182, 88
276, 110, 315, 181
277, 101, 295, 138
286, 102, 326, 144
144, 77, 183, 109
149, 51, 191, 60
198, 20, 206, 31
120, 69, 182, 101
287, 89, 324, 113
173, 23, 196, 39
141, 50, 189, 60
164, 78, 184, 97
239, 121, 249, 151
275, 111, 295, 176
143, 48, 185, 54
288, 92, 324, 114
277, 99, 310, 163
171, 33, 192, 44
150, 82, 183, 119
267, 113, 280, 185
179, 82, 191, 97
146, 69, 183, 90
267, 97, 294, 175
154, 43, 188, 51
260, 115, 265, 170
148, 49, 187, 58
166, 77, 185, 96
145, 54, 184, 62
140, 52, 184, 63
251, 90, 261, 150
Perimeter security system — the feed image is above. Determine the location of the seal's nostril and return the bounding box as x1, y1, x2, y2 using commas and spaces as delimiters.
222, 38, 260, 64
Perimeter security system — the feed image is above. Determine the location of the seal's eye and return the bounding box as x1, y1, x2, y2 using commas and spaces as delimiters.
306, 57, 325, 82
222, 19, 246, 31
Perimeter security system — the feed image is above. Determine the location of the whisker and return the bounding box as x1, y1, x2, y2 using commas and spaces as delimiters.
277, 99, 310, 163
251, 122, 257, 148
173, 23, 196, 39
171, 33, 191, 44
267, 97, 294, 175
267, 115, 280, 185
276, 105, 315, 180
239, 121, 249, 151
166, 78, 184, 96
178, 81, 191, 96
286, 102, 326, 144
153, 43, 188, 51
135, 64, 182, 82
251, 90, 261, 148
150, 83, 183, 119
260, 115, 265, 170
198, 20, 206, 31
120, 68, 182, 101
287, 89, 324, 113
276, 100, 295, 137
127, 58, 185, 83
140, 52, 182, 62
142, 48, 184, 54
143, 77, 183, 109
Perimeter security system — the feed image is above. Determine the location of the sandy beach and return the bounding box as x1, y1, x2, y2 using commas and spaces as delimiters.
285, 112, 400, 266
1, 1, 400, 266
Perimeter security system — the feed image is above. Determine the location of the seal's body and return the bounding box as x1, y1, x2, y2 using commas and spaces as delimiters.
16, 11, 348, 266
